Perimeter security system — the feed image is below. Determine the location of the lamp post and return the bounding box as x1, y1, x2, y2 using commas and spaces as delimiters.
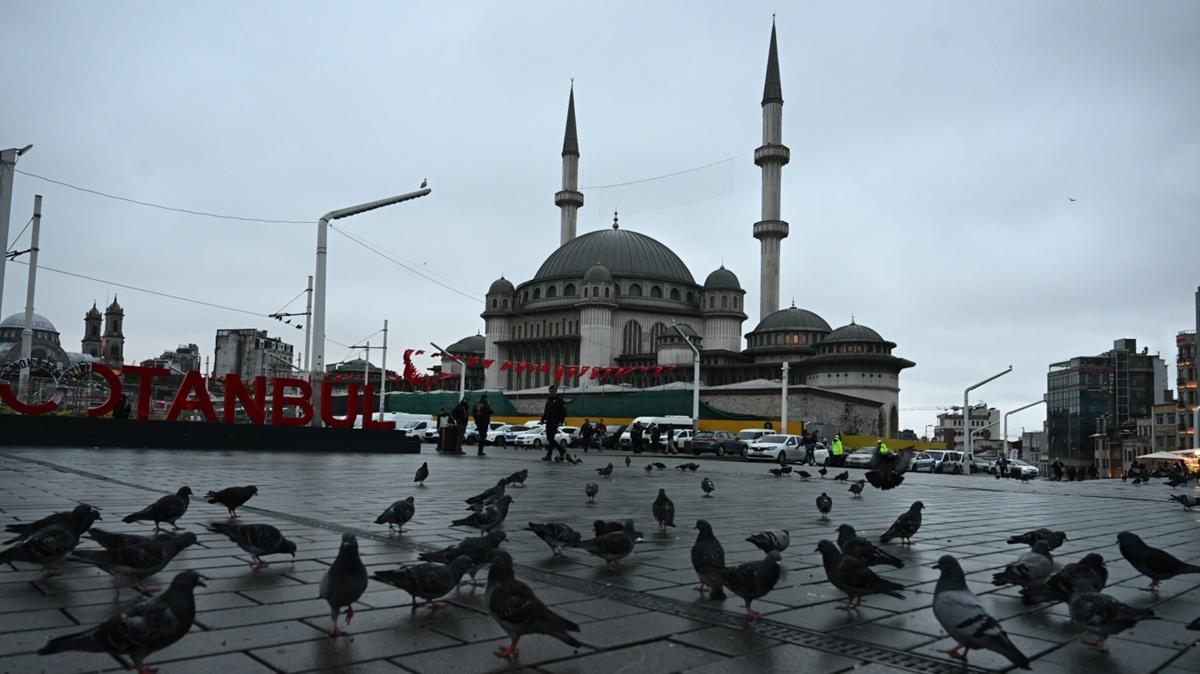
963, 366, 1012, 473
1003, 397, 1046, 460
0, 144, 34, 322
673, 324, 701, 438
17, 195, 41, 401
309, 187, 430, 426
780, 361, 789, 433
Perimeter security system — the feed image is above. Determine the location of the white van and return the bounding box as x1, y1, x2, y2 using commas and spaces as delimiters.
619, 416, 694, 448
355, 412, 435, 435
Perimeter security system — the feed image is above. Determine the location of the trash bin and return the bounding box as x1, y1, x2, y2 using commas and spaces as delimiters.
440, 425, 462, 454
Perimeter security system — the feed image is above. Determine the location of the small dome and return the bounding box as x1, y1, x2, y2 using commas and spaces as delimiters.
106, 296, 123, 313
703, 266, 741, 290
0, 312, 58, 333
446, 334, 486, 355
583, 263, 612, 283
85, 303, 101, 318
488, 277, 515, 295
826, 321, 884, 343
752, 305, 831, 333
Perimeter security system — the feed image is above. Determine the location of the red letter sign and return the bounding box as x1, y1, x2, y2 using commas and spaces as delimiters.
123, 365, 171, 420
166, 370, 217, 422
271, 377, 313, 426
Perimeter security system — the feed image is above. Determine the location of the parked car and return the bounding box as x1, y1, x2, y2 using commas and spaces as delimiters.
489, 424, 530, 447
598, 424, 627, 450
844, 447, 876, 468
396, 420, 434, 439
736, 428, 773, 445
668, 428, 693, 451
910, 452, 935, 472
690, 431, 745, 457
991, 458, 1039, 478
933, 451, 965, 473
809, 442, 830, 465
745, 434, 801, 462
515, 425, 577, 449
619, 416, 694, 448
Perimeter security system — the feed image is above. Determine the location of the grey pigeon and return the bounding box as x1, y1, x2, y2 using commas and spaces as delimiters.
1187, 615, 1199, 631
123, 487, 193, 532
652, 489, 675, 528
420, 530, 507, 589
596, 463, 614, 479
677, 462, 700, 471
816, 493, 832, 519
1069, 580, 1158, 654
87, 527, 172, 551
577, 519, 640, 570
38, 570, 205, 672
0, 505, 98, 577
746, 529, 790, 553
319, 533, 368, 637
466, 479, 508, 509
836, 524, 903, 568
833, 471, 849, 482
486, 550, 582, 659
769, 467, 787, 478
848, 479, 865, 498
796, 470, 811, 480
721, 551, 783, 621
375, 496, 416, 533
691, 520, 726, 600
372, 555, 474, 612
1117, 530, 1200, 592
420, 178, 428, 188
526, 522, 582, 558
701, 477, 715, 496
414, 461, 429, 485
643, 463, 654, 472
879, 501, 923, 544
584, 482, 599, 503
625, 456, 631, 467
818, 466, 828, 478
207, 522, 295, 569
452, 494, 512, 534
1022, 553, 1107, 605
504, 469, 528, 487
592, 519, 625, 537
652, 462, 667, 470
4, 504, 101, 544
205, 485, 257, 518
71, 532, 197, 593
991, 540, 1054, 588
1169, 494, 1198, 510
816, 539, 904, 610
1006, 528, 1067, 550
932, 555, 1031, 669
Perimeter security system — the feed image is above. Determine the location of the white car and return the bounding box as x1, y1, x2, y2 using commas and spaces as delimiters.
844, 447, 876, 468
993, 458, 1039, 478
736, 428, 774, 445
515, 425, 577, 449
489, 424, 529, 447
745, 434, 802, 462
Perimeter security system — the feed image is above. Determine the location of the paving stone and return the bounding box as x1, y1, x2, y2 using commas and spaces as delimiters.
0, 608, 76, 634
115, 651, 277, 674
250, 625, 459, 671
669, 625, 782, 656
394, 636, 585, 674
680, 643, 863, 674
540, 640, 713, 674
152, 619, 328, 662
571, 611, 707, 650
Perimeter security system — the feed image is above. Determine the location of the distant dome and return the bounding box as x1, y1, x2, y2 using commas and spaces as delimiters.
85, 303, 101, 318
488, 277, 515, 295
583, 263, 612, 283
703, 266, 741, 290
826, 321, 884, 343
752, 306, 831, 333
533, 227, 695, 284
0, 312, 58, 334
446, 334, 485, 355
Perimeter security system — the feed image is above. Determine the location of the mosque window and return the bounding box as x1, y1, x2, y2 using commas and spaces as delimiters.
708, 296, 715, 309
533, 288, 542, 300
502, 299, 508, 309
669, 288, 680, 301
614, 284, 621, 295
650, 285, 663, 299
686, 291, 694, 304
650, 322, 667, 350
622, 320, 643, 355
491, 299, 497, 309
733, 296, 738, 309
564, 283, 575, 297
522, 291, 529, 303
604, 287, 610, 298
722, 296, 729, 309
583, 287, 589, 298
547, 285, 558, 298
630, 284, 643, 297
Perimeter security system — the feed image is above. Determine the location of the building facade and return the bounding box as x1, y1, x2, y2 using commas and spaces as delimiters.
213, 329, 295, 382
140, 344, 201, 374
934, 406, 1002, 453
1178, 330, 1197, 450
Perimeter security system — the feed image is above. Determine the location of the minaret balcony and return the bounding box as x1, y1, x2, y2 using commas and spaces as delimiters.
754, 144, 791, 167
753, 219, 790, 240
554, 189, 584, 207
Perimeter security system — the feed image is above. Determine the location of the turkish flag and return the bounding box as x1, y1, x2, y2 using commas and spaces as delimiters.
554, 366, 564, 381
413, 350, 425, 356
654, 366, 664, 376
516, 362, 527, 373
590, 368, 602, 379
466, 356, 480, 368
541, 364, 551, 374
578, 366, 590, 377
483, 359, 494, 369
500, 360, 513, 371
566, 365, 578, 379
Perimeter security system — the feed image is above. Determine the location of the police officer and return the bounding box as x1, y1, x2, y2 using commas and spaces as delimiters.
830, 434, 845, 467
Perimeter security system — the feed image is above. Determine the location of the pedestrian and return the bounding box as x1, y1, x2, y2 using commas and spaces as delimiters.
595, 418, 607, 449
1066, 465, 1077, 482
451, 397, 469, 454
540, 384, 567, 462
803, 435, 816, 465
473, 394, 493, 456
1087, 464, 1099, 480
996, 453, 1009, 479
436, 406, 449, 452
829, 434, 844, 467
113, 394, 132, 419
630, 422, 644, 454
764, 420, 774, 430
580, 419, 594, 453
650, 423, 661, 453
1051, 459, 1064, 481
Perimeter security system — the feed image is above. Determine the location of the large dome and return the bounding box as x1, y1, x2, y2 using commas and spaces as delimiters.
826, 321, 884, 343
0, 312, 58, 333
533, 227, 695, 284
446, 334, 485, 355
752, 305, 831, 333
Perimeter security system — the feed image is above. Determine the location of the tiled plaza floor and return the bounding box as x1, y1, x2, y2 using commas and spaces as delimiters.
0, 445, 1198, 673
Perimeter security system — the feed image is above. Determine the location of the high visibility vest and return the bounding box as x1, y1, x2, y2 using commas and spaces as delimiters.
831, 439, 844, 455
878, 442, 890, 455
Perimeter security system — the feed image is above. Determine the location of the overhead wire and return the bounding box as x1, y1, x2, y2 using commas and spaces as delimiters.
6, 216, 33, 252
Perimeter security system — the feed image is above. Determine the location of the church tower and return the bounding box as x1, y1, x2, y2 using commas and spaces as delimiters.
555, 83, 584, 246
753, 19, 790, 322
101, 296, 125, 366
81, 302, 102, 357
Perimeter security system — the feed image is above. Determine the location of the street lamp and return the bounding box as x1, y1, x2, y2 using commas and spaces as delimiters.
309, 187, 430, 426
672, 323, 701, 438
963, 366, 1012, 472
1003, 397, 1046, 459
0, 144, 34, 322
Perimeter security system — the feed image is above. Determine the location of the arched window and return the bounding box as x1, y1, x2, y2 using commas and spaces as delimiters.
686, 291, 694, 304
583, 286, 589, 298
491, 298, 497, 309
622, 320, 643, 355
733, 296, 738, 309
708, 296, 715, 309
533, 287, 542, 300
649, 322, 667, 350
629, 284, 643, 297
722, 296, 729, 309
564, 283, 576, 297
502, 299, 508, 309
613, 284, 621, 296
604, 287, 610, 298
522, 291, 529, 303
546, 285, 558, 298
669, 288, 680, 301
650, 285, 663, 299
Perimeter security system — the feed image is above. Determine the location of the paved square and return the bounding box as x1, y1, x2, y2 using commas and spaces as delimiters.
1, 446, 1197, 673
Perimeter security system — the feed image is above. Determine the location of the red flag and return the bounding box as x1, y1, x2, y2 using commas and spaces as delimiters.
554, 365, 564, 381
516, 362, 526, 373
590, 367, 602, 380
483, 359, 494, 369
654, 366, 664, 376
500, 360, 513, 371
640, 366, 651, 373
578, 366, 590, 377
541, 364, 551, 374
566, 365, 578, 379
413, 349, 425, 356
466, 356, 480, 368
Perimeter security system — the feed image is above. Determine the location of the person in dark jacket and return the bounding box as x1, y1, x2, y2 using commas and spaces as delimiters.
473, 395, 493, 456
451, 398, 469, 454
540, 384, 567, 461
630, 422, 644, 454
436, 406, 449, 452
113, 394, 132, 419
580, 419, 594, 452
649, 424, 661, 453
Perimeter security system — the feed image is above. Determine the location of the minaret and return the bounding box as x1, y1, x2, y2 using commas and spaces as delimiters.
101, 295, 125, 366
555, 83, 584, 246
753, 19, 790, 321
81, 302, 102, 358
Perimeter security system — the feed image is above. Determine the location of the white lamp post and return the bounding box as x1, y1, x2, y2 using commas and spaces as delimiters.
0, 144, 34, 322
673, 324, 701, 438
1003, 397, 1046, 459
963, 366, 1012, 472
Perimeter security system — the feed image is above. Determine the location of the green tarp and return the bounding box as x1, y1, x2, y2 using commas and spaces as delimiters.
383, 389, 763, 421
384, 391, 519, 416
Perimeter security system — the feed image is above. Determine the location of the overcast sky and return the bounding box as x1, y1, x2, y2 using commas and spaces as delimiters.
3, 1, 1198, 437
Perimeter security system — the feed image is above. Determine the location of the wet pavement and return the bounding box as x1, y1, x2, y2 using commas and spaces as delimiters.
0, 445, 1197, 673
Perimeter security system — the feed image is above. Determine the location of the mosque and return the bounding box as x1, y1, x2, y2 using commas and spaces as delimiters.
463, 23, 913, 435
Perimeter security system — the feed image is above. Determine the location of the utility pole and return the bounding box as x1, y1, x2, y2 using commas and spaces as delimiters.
0, 145, 33, 323
672, 324, 701, 438
17, 195, 42, 401
963, 366, 1012, 473
781, 361, 789, 433
303, 275, 313, 372
379, 319, 388, 417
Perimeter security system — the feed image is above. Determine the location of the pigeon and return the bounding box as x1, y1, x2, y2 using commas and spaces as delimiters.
592, 520, 625, 537
486, 550, 582, 659
4, 504, 101, 544
643, 463, 654, 473
721, 551, 783, 621
1021, 553, 1107, 605
1170, 494, 1199, 510
1117, 530, 1200, 592
525, 522, 582, 558
879, 501, 923, 545
865, 446, 913, 490
584, 482, 599, 503
375, 496, 416, 533
848, 480, 865, 498
207, 523, 296, 569
414, 461, 430, 485
833, 471, 849, 482
0, 505, 98, 577
1068, 581, 1159, 654
1188, 616, 1200, 631
1165, 475, 1187, 488
1019, 472, 1031, 484
71, 532, 198, 592
624, 456, 631, 467
991, 540, 1054, 588
452, 495, 513, 534
319, 533, 368, 637
816, 493, 832, 519
420, 178, 428, 188
779, 465, 793, 476
37, 570, 205, 672
123, 487, 193, 532
503, 469, 529, 487
769, 467, 786, 478
372, 555, 474, 612
576, 519, 640, 570
420, 530, 508, 589
691, 520, 726, 600
818, 467, 828, 479
796, 470, 811, 480
836, 524, 903, 568
701, 477, 715, 496
466, 479, 508, 509
652, 462, 667, 470
87, 528, 171, 551
596, 463, 614, 479
816, 539, 905, 610
1006, 528, 1068, 551
204, 485, 257, 518
744, 531, 791, 561
931, 555, 1031, 669
676, 462, 700, 472
652, 488, 676, 528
